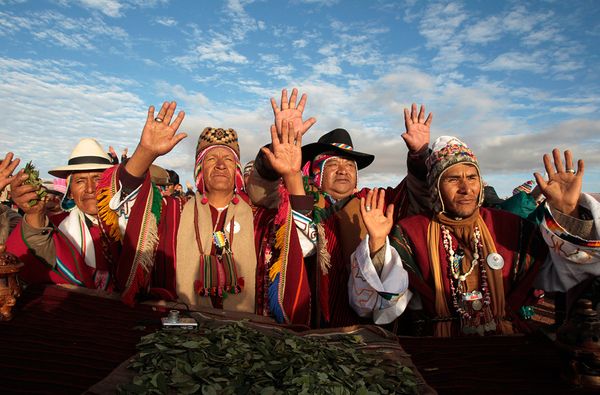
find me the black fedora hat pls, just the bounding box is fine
[301,128,374,170]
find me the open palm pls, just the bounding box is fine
[262,121,302,177]
[360,188,394,253]
[271,88,316,137]
[534,149,583,216]
[402,103,432,152]
[139,101,186,157]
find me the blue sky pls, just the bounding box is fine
[1,0,599,197]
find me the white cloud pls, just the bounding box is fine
[74,0,124,18]
[313,57,342,76]
[295,0,339,6]
[0,9,128,50]
[293,39,307,48]
[156,17,177,27]
[194,37,248,64]
[224,0,264,40]
[0,58,144,179]
[464,16,502,44]
[419,2,467,49]
[482,52,543,72]
[503,5,552,34]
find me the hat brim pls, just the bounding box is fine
[301,142,374,170]
[48,163,113,179]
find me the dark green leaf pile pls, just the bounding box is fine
[118,321,419,395]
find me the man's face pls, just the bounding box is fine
[161,184,175,197]
[439,163,481,218]
[320,155,357,200]
[69,171,102,215]
[203,147,237,194]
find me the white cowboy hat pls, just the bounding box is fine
[49,138,113,179]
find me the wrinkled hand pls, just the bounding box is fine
[402,103,432,152]
[261,120,302,178]
[271,88,316,137]
[139,101,187,158]
[360,188,394,254]
[10,169,46,218]
[534,148,583,217]
[0,152,20,192]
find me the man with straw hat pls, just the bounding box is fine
[7,138,114,289]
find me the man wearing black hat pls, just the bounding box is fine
[248,88,432,328]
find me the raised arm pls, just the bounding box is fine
[125,101,186,178]
[271,88,316,139]
[402,103,432,153]
[350,188,411,324]
[394,103,432,216]
[534,148,583,217]
[0,152,20,193]
[249,88,317,205]
[360,188,394,256]
[261,120,305,195]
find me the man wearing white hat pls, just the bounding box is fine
[8,138,114,289]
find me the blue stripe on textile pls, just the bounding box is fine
[55,257,83,286]
[292,210,311,225]
[268,273,285,324]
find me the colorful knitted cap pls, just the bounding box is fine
[196,127,240,159]
[426,136,483,213]
[512,179,536,196]
[194,145,244,197]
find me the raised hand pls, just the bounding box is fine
[402,103,432,152]
[360,188,394,254]
[0,152,20,192]
[139,101,186,157]
[271,88,316,137]
[10,169,47,227]
[126,101,187,178]
[261,120,305,194]
[534,148,583,217]
[261,120,302,176]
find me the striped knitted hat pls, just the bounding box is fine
[512,180,535,196]
[427,136,484,213]
[194,127,244,201]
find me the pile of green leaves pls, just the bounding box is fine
[23,161,47,207]
[118,321,419,395]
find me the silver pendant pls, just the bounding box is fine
[472,299,483,311]
[486,252,504,270]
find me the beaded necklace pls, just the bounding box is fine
[442,224,496,335]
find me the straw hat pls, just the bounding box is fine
[49,138,113,179]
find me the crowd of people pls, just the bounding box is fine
[1,88,599,337]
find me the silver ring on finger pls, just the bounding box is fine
[365,205,371,212]
[566,169,575,174]
[155,117,163,123]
